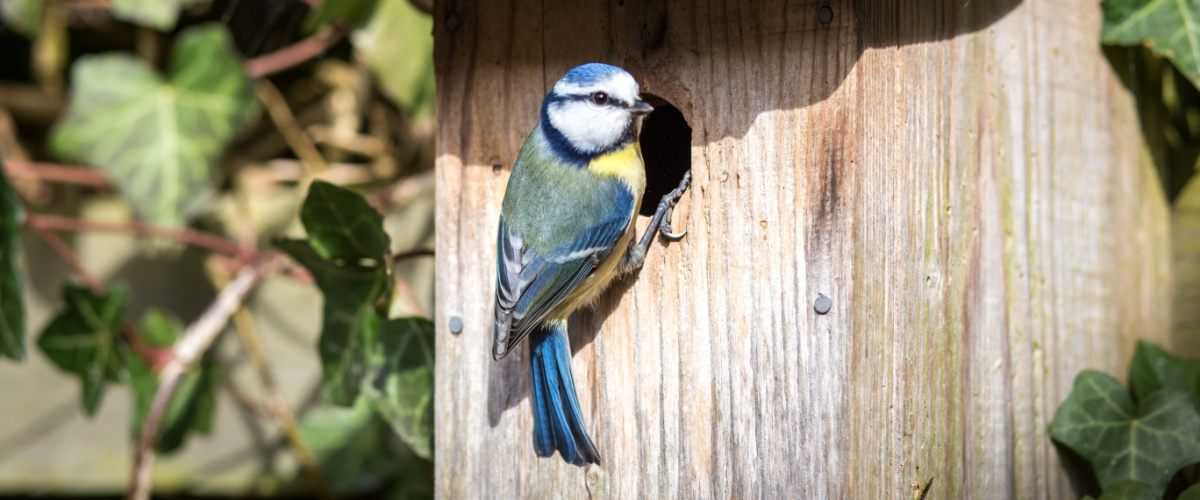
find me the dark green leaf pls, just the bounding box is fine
[112,0,209,31]
[1180,483,1200,500]
[1097,481,1158,500]
[0,158,25,361]
[353,0,434,120]
[363,317,434,458]
[303,0,379,30]
[300,398,399,496]
[37,285,131,416]
[1049,370,1200,495]
[301,181,391,263]
[50,23,256,228]
[1102,0,1200,87]
[277,239,388,405]
[1130,340,1200,412]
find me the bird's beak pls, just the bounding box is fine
[631,100,654,115]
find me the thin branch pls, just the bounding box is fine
[25,214,255,260]
[4,160,111,188]
[244,24,348,79]
[209,264,334,500]
[28,224,105,294]
[392,247,435,262]
[128,261,273,500]
[256,80,328,176]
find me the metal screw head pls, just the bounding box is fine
[818,5,833,23]
[814,295,832,315]
[445,12,461,31]
[449,316,463,334]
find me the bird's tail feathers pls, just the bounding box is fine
[529,321,601,466]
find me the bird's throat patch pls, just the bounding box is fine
[587,143,646,191]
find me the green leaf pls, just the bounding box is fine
[37,285,132,416]
[301,181,391,263]
[303,0,380,31]
[1049,370,1200,495]
[0,158,25,361]
[352,0,435,120]
[363,317,434,459]
[1130,340,1200,412]
[277,239,388,405]
[1181,483,1200,500]
[111,0,209,31]
[0,0,40,36]
[300,397,399,496]
[1102,0,1200,87]
[1097,481,1159,500]
[50,23,256,228]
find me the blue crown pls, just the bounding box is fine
[559,63,627,85]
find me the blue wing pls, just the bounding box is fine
[492,186,634,360]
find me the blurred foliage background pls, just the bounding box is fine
[0,0,437,497]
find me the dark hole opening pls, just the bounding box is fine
[638,95,692,217]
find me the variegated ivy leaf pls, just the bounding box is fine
[37,285,132,416]
[50,23,256,228]
[112,0,210,32]
[363,317,434,458]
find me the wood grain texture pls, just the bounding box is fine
[433,0,1173,497]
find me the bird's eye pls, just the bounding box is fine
[591,92,609,105]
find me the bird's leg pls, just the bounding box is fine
[621,170,692,273]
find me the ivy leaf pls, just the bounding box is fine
[277,239,387,405]
[128,309,217,454]
[1130,340,1200,412]
[1102,0,1200,87]
[1049,370,1200,495]
[300,181,391,263]
[111,0,209,31]
[352,0,435,120]
[0,159,25,361]
[1181,483,1200,500]
[363,317,434,458]
[50,23,256,228]
[304,0,380,31]
[37,285,132,416]
[300,397,398,496]
[1096,481,1158,500]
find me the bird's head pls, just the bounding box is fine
[542,63,653,157]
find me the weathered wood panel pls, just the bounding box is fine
[433,0,1172,497]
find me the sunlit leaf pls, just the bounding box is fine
[1103,0,1200,87]
[128,309,217,454]
[352,0,434,120]
[300,397,398,496]
[111,0,209,31]
[304,0,379,31]
[277,239,387,405]
[1096,481,1158,500]
[1049,370,1200,495]
[300,181,390,263]
[37,285,131,416]
[1130,340,1200,412]
[0,0,40,37]
[363,317,433,458]
[0,158,25,361]
[50,23,256,227]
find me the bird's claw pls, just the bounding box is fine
[656,170,691,240]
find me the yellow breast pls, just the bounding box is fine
[587,143,646,192]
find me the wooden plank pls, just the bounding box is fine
[434,0,1172,497]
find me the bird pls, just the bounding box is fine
[491,63,691,466]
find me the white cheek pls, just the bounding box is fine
[547,101,629,153]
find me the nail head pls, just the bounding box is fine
[814,295,832,314]
[449,315,463,334]
[445,13,461,31]
[818,5,833,24]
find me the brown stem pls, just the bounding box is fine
[256,80,327,175]
[28,224,105,294]
[244,24,348,79]
[127,260,273,500]
[392,248,435,263]
[25,214,255,260]
[4,160,110,188]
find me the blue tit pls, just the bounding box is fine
[492,63,691,466]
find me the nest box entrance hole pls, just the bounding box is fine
[638,95,692,217]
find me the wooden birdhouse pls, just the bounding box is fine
[432,0,1172,497]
